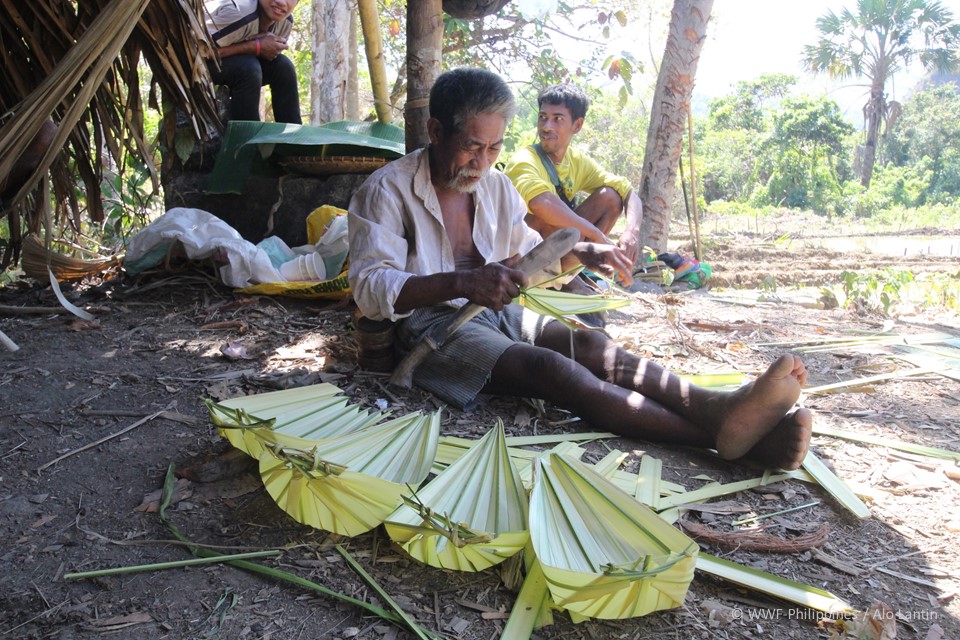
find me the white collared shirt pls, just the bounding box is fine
[348,148,545,322]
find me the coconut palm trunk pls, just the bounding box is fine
[861,73,888,188]
[638,0,713,254]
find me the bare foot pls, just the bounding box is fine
[740,408,813,470]
[714,354,808,460]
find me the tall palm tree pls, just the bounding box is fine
[802,0,960,188]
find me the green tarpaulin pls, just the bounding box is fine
[208,120,406,194]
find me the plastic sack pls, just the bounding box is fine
[123,208,283,287]
[237,205,352,300]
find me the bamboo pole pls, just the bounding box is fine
[686,105,702,261]
[678,155,697,258]
[356,0,392,124]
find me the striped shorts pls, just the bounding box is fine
[395,303,555,410]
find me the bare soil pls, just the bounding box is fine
[1,223,959,640]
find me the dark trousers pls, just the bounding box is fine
[210,54,302,124]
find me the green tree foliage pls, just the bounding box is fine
[699,80,855,215]
[884,83,960,204]
[372,2,651,116]
[707,74,796,132]
[574,91,649,185]
[802,0,960,187]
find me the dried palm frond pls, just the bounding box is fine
[20,233,120,282]
[679,518,830,553]
[0,0,219,265]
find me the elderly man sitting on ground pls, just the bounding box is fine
[347,67,812,470]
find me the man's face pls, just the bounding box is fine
[429,112,507,194]
[259,0,298,22]
[537,102,583,157]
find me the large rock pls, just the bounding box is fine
[163,170,369,246]
[161,111,375,246]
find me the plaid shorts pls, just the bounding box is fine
[395,303,555,410]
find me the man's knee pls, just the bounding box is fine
[218,55,263,90]
[499,344,581,389]
[577,187,624,232]
[271,54,297,81]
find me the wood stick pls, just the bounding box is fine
[0,305,68,315]
[0,328,20,351]
[37,409,165,472]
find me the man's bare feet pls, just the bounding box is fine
[740,408,813,470]
[713,354,808,461]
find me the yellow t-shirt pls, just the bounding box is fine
[503,144,633,211]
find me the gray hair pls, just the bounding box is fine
[429,67,517,137]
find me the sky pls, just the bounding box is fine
[691,0,960,123]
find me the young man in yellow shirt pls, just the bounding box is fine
[504,84,642,274]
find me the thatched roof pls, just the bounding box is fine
[0,0,220,267]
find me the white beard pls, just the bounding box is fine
[447,167,488,194]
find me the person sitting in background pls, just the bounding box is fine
[204,0,302,124]
[504,83,643,275]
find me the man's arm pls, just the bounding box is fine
[217,33,288,60]
[393,259,528,315]
[505,148,608,243]
[527,192,610,244]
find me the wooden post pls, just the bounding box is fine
[405,0,443,151]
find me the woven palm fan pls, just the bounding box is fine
[529,453,698,620]
[21,233,120,282]
[384,421,529,572]
[206,382,387,459]
[259,411,440,536]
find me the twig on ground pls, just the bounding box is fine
[37,409,166,471]
[64,551,282,580]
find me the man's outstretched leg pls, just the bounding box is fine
[487,325,811,469]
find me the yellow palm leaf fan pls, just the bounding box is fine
[529,453,698,620]
[205,382,386,458]
[384,420,529,572]
[259,411,440,536]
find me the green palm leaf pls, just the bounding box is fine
[385,421,529,572]
[529,454,698,619]
[260,411,440,536]
[205,383,386,459]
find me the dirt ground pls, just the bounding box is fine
[1,219,959,640]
